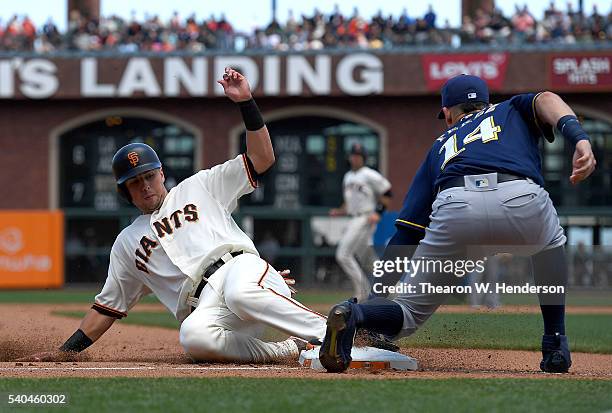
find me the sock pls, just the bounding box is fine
[540,305,566,335]
[354,298,404,337]
[532,246,567,336]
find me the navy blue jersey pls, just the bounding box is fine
[396,92,550,232]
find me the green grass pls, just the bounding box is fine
[53,310,612,354]
[402,313,612,353]
[499,290,612,306]
[0,289,159,304]
[1,288,611,306]
[293,290,350,304]
[53,310,180,330]
[0,378,610,413]
[0,289,347,305]
[293,288,612,307]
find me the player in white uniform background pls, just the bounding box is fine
[23,68,328,363]
[329,144,392,301]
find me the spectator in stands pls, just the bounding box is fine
[511,5,536,43]
[21,15,36,48]
[424,5,436,29]
[474,7,494,43]
[545,2,559,19]
[460,14,475,45]
[589,5,606,40]
[488,8,512,43]
[1,4,611,53]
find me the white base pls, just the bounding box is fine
[299,346,418,371]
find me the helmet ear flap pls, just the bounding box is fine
[117,183,133,204]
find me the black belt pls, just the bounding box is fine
[438,173,525,193]
[191,251,243,310]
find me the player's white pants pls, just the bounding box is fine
[179,253,327,363]
[335,215,376,301]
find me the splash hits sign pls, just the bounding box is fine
[551,55,611,89]
[0,211,63,288]
[422,53,509,91]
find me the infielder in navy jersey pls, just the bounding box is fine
[319,74,596,373]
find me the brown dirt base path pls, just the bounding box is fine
[1,304,610,380]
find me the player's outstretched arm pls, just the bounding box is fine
[534,91,596,184]
[217,67,275,174]
[16,308,116,362]
[534,91,577,126]
[78,307,117,341]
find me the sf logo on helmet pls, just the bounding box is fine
[127,151,139,167]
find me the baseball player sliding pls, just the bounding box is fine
[330,143,392,301]
[320,75,596,373]
[23,68,328,363]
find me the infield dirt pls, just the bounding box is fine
[1,304,610,380]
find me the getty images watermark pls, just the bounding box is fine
[371,256,566,296]
[373,257,487,278]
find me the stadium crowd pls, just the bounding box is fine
[0,3,610,53]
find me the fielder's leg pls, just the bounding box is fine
[320,183,486,372]
[320,214,470,371]
[493,179,570,372]
[532,245,571,373]
[335,216,374,301]
[496,179,571,373]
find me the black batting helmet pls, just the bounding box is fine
[112,143,161,202]
[349,142,367,162]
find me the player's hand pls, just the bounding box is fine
[367,212,381,225]
[329,208,344,217]
[570,140,596,185]
[279,269,297,296]
[217,67,252,103]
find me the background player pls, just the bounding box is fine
[319,74,596,373]
[22,68,329,363]
[329,143,392,301]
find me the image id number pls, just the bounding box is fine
[7,394,68,405]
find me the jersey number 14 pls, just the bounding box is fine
[439,116,501,169]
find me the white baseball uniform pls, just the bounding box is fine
[94,154,327,362]
[336,166,391,301]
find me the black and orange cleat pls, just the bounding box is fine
[319,298,359,373]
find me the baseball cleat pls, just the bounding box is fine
[540,333,572,373]
[319,299,358,373]
[290,337,308,353]
[291,337,321,353]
